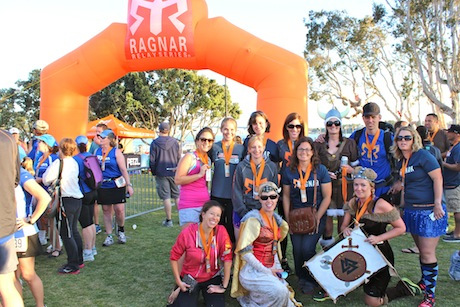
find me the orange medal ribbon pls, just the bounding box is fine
[400,154,412,187]
[196,151,209,166]
[222,141,235,166]
[259,209,279,254]
[355,196,372,225]
[250,158,266,192]
[428,129,438,143]
[364,129,381,160]
[199,223,214,273]
[101,147,112,171]
[341,166,348,205]
[298,164,312,191]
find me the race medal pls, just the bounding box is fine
[206,258,211,273]
[15,237,28,253]
[301,189,307,203]
[205,169,212,182]
[224,164,230,177]
[253,186,259,200]
[101,161,105,171]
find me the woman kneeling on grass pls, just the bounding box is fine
[168,201,232,307]
[332,167,420,306]
[231,182,301,307]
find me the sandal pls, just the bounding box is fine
[48,250,63,258]
[401,247,419,254]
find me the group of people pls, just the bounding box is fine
[0,120,134,306]
[161,103,459,307]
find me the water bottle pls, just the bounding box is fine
[340,156,349,166]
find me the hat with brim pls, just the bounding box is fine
[36,134,56,148]
[75,135,88,145]
[362,102,380,116]
[9,127,20,134]
[99,129,114,138]
[447,124,460,134]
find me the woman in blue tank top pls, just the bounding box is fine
[95,130,133,247]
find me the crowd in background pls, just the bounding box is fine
[1,103,459,307]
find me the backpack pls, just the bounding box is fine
[78,154,103,190]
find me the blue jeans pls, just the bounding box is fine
[290,216,326,282]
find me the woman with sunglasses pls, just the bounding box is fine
[232,135,278,241]
[242,111,280,164]
[209,118,244,244]
[314,108,358,248]
[282,137,332,294]
[391,126,446,307]
[277,113,306,272]
[232,182,299,307]
[175,127,214,227]
[95,130,133,247]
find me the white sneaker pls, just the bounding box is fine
[118,232,127,244]
[83,250,95,262]
[102,235,114,247]
[39,230,48,246]
[92,246,97,256]
[162,219,173,227]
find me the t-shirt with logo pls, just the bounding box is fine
[443,142,460,187]
[15,168,38,239]
[397,149,439,209]
[210,141,244,199]
[281,164,331,209]
[350,128,392,196]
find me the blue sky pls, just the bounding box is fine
[0,0,379,128]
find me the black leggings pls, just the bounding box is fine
[169,275,225,307]
[79,190,97,228]
[60,197,83,269]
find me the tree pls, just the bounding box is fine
[0,69,41,139]
[151,69,240,142]
[304,9,420,122]
[385,0,460,124]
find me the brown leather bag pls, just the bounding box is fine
[288,172,318,234]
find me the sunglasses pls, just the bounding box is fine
[326,120,341,127]
[199,138,214,143]
[287,124,303,130]
[260,194,278,200]
[97,134,107,139]
[397,135,413,141]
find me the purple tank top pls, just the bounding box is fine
[178,152,210,210]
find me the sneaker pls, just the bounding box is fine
[443,235,460,243]
[92,246,98,256]
[449,250,460,281]
[313,290,331,302]
[162,219,173,227]
[58,265,80,275]
[118,232,126,244]
[46,244,54,254]
[281,259,291,274]
[401,277,422,295]
[39,236,48,246]
[83,250,95,262]
[418,295,435,307]
[79,263,85,269]
[102,235,114,247]
[95,224,102,235]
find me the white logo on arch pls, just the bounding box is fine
[129,0,188,35]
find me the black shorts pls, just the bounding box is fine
[17,234,43,259]
[79,190,97,228]
[97,187,126,205]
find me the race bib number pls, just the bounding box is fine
[15,237,28,253]
[224,164,230,177]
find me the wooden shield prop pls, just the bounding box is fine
[305,227,389,303]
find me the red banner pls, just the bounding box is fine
[125,0,195,60]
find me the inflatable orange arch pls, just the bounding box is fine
[40,0,308,141]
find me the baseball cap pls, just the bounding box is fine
[75,135,88,145]
[362,102,380,116]
[99,129,114,139]
[159,122,170,132]
[447,124,460,134]
[9,127,20,134]
[33,120,49,131]
[36,134,56,148]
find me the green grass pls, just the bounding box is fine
[22,212,460,307]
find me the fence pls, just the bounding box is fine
[124,167,165,219]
